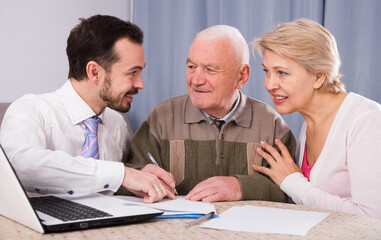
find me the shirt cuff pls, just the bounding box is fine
[94,161,124,194]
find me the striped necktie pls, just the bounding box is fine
[81,116,101,159]
[210,118,225,131]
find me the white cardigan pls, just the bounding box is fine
[280,93,381,219]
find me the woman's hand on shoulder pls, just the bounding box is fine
[253,139,302,186]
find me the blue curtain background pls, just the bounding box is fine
[128,0,381,139]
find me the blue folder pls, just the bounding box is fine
[155,214,204,219]
[155,214,218,219]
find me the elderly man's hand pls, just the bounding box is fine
[185,176,242,202]
[122,167,176,203]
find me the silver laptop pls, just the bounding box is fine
[0,144,163,233]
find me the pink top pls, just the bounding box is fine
[301,143,314,181]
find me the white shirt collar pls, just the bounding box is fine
[58,80,98,125]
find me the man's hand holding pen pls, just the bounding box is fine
[123,166,176,203]
[141,163,178,197]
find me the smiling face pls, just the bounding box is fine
[262,50,317,115]
[99,38,145,113]
[186,38,247,118]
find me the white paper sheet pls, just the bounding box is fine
[201,205,329,236]
[116,196,216,215]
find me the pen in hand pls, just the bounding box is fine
[186,211,215,227]
[147,152,179,195]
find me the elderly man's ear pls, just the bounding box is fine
[236,64,251,90]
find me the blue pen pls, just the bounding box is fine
[147,152,160,166]
[147,152,179,195]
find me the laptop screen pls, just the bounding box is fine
[0,145,163,233]
[0,145,45,233]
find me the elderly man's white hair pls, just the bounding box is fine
[195,25,250,65]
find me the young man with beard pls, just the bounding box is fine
[0,15,175,203]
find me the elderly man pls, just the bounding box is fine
[126,25,296,202]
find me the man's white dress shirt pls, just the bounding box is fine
[0,80,130,196]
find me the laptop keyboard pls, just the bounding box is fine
[30,196,113,222]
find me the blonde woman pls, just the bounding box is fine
[252,18,381,219]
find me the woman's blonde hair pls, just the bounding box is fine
[252,18,345,93]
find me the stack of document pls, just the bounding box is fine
[201,205,329,236]
[117,196,217,219]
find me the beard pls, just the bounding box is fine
[99,74,138,113]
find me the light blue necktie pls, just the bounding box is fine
[81,116,101,159]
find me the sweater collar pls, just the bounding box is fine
[184,91,252,128]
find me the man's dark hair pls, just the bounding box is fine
[66,14,143,80]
